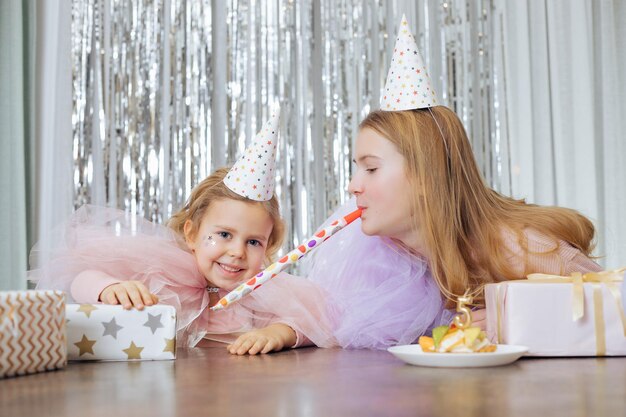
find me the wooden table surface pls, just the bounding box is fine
[2,341,625,417]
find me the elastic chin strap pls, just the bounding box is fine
[426,106,480,191]
[427,107,453,180]
[427,106,449,155]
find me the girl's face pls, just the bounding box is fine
[348,127,414,241]
[185,199,274,290]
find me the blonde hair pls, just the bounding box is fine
[168,167,285,263]
[359,107,596,306]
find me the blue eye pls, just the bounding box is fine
[248,239,262,247]
[218,231,231,239]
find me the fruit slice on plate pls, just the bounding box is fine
[418,324,496,353]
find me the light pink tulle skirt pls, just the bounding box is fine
[30,202,451,349]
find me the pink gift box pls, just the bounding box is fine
[485,273,626,357]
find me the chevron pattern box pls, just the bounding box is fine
[0,290,67,378]
[66,304,177,361]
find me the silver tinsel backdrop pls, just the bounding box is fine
[71,0,509,250]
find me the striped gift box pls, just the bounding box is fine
[0,290,67,378]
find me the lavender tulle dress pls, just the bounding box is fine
[295,197,454,349]
[30,201,452,349]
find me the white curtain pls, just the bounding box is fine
[31,0,625,281]
[502,0,626,268]
[0,1,34,290]
[31,0,74,273]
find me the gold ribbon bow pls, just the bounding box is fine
[497,268,626,356]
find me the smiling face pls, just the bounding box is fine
[184,198,274,290]
[348,127,415,241]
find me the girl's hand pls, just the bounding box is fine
[228,324,297,355]
[472,308,487,330]
[99,280,159,310]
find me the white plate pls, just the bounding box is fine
[387,344,529,368]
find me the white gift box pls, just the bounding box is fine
[1,290,67,378]
[66,304,177,361]
[485,270,626,356]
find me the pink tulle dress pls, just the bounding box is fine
[30,202,452,349]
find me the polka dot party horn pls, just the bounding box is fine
[210,208,362,311]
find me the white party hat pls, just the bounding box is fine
[224,105,280,201]
[380,15,438,111]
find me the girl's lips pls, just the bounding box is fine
[217,262,244,275]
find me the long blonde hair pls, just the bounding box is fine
[360,107,596,306]
[168,167,285,263]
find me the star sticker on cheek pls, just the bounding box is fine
[204,235,217,247]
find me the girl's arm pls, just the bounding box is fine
[71,270,121,303]
[71,270,158,309]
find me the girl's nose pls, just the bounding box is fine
[348,175,362,196]
[228,241,245,258]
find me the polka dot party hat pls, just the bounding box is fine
[380,14,438,111]
[224,104,280,201]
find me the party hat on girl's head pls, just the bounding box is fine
[380,14,438,111]
[224,105,280,201]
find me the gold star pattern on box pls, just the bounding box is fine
[77,304,98,318]
[74,334,97,356]
[123,341,144,360]
[66,304,177,361]
[163,338,176,354]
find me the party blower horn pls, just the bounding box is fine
[210,208,362,311]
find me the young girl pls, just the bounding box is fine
[294,15,602,341]
[343,16,601,313]
[349,107,602,308]
[32,108,317,354]
[68,167,301,353]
